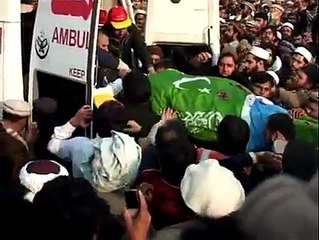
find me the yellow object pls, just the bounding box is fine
[93,87,116,108]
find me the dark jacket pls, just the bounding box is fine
[97,48,120,85]
[232,71,251,88]
[171,46,212,74]
[103,24,152,71]
[295,10,309,34]
[123,101,160,138]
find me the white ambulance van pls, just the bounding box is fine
[0,0,25,102]
[27,0,116,126]
[145,0,220,65]
[1,0,219,123]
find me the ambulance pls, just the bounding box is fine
[0,0,219,123]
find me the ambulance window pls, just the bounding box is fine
[171,0,181,3]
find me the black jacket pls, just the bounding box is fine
[97,48,120,85]
[104,24,152,71]
[295,10,309,34]
[124,101,160,138]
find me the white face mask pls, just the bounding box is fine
[272,139,288,154]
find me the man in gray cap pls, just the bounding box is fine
[236,1,255,22]
[0,99,31,149]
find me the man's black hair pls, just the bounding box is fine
[282,140,318,182]
[0,186,34,239]
[93,100,128,138]
[122,70,151,104]
[254,12,268,21]
[266,113,296,141]
[251,72,276,87]
[154,58,175,71]
[33,176,123,240]
[155,120,196,186]
[180,214,246,240]
[217,115,250,155]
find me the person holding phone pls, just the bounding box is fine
[124,190,151,240]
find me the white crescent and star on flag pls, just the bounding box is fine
[173,77,212,94]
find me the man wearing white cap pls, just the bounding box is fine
[134,9,147,35]
[246,46,271,73]
[19,160,69,202]
[250,71,279,100]
[250,71,289,107]
[181,159,245,218]
[280,22,294,41]
[291,46,313,71]
[234,46,271,87]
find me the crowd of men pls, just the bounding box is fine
[0,0,318,240]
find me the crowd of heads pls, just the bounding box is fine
[0,0,318,239]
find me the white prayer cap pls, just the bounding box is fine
[229,15,236,20]
[135,9,147,16]
[249,46,271,61]
[294,47,313,63]
[220,17,226,24]
[267,71,280,85]
[281,22,294,30]
[287,1,294,5]
[181,160,245,218]
[19,160,69,202]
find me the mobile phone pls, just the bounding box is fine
[273,140,287,155]
[124,189,140,209]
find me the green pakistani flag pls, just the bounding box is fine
[294,116,318,146]
[149,69,318,145]
[149,69,251,142]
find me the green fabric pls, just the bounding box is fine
[149,69,251,142]
[294,116,318,146]
[149,69,317,146]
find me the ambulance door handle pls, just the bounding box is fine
[207,26,213,46]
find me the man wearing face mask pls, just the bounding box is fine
[245,113,295,190]
[264,113,296,153]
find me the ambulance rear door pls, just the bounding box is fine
[28,0,101,127]
[145,0,220,64]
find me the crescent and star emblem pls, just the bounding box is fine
[35,30,50,59]
[173,76,212,94]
